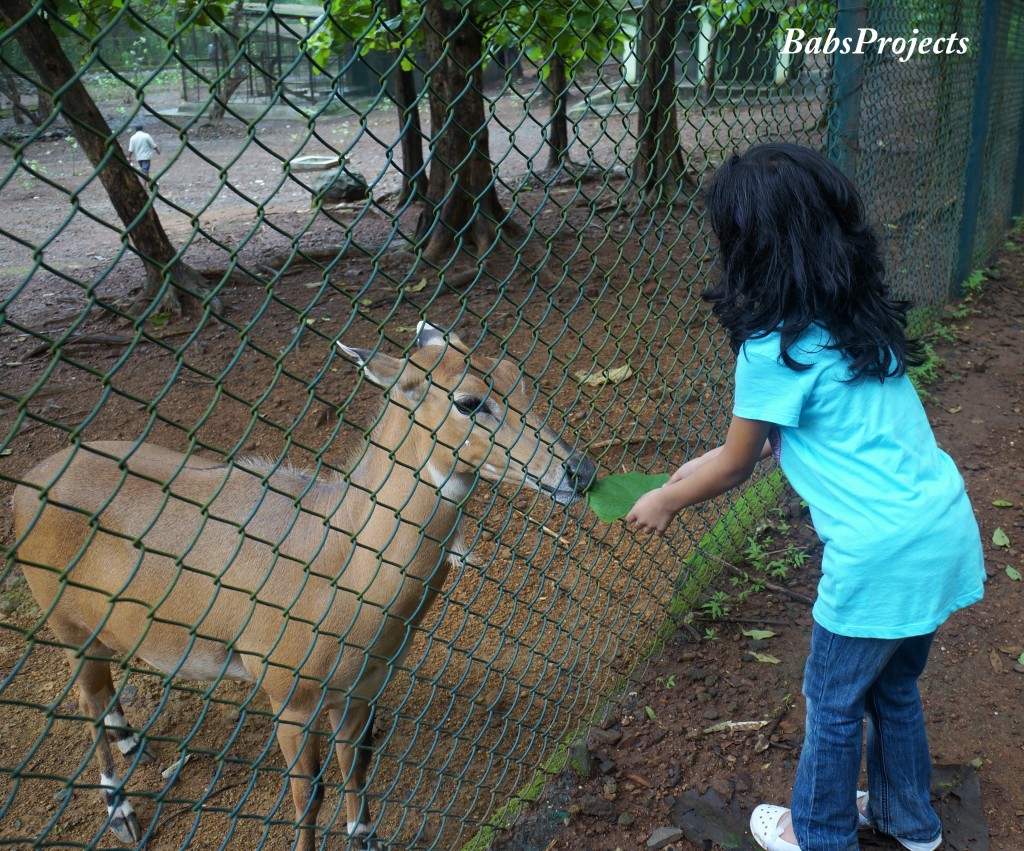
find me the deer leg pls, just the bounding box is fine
[66,644,142,845]
[103,698,156,765]
[329,704,382,851]
[272,704,324,851]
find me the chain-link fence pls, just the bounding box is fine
[1,0,1022,848]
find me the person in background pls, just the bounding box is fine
[127,125,160,180]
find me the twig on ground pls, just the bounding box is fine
[588,434,650,451]
[702,719,769,735]
[510,506,573,548]
[691,616,790,626]
[680,621,703,642]
[147,777,250,840]
[755,701,792,753]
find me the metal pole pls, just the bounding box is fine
[955,0,1001,282]
[1013,103,1024,218]
[827,0,868,177]
[1011,15,1024,220]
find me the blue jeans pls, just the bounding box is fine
[791,623,942,851]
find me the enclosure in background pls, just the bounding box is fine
[1,0,1023,848]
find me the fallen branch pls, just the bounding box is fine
[691,616,789,626]
[257,240,392,276]
[755,701,792,753]
[25,329,192,359]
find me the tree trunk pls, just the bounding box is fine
[208,0,248,122]
[545,54,570,172]
[385,0,427,205]
[1,66,30,125]
[2,0,207,314]
[415,0,509,264]
[632,0,689,211]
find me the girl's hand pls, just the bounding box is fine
[625,488,679,536]
[667,447,723,484]
[626,419,774,535]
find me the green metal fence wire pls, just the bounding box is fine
[0,0,1022,848]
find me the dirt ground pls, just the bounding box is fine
[0,80,1018,851]
[492,253,1024,850]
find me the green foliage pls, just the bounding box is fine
[907,340,941,398]
[700,590,731,620]
[741,526,808,581]
[486,0,633,77]
[44,0,230,36]
[307,0,394,67]
[960,269,986,298]
[777,1,836,36]
[703,511,812,615]
[308,0,633,80]
[696,0,836,46]
[694,1,760,33]
[908,266,990,399]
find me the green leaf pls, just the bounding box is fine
[992,500,1014,508]
[992,528,1011,548]
[740,628,777,641]
[585,472,670,523]
[748,652,781,664]
[1005,566,1022,581]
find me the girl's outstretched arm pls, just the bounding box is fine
[667,436,772,484]
[626,416,773,535]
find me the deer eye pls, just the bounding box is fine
[454,396,490,417]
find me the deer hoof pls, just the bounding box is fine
[350,823,384,850]
[137,742,157,765]
[109,808,142,844]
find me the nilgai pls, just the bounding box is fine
[12,322,596,849]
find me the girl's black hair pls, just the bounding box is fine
[703,142,925,379]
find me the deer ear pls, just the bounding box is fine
[415,321,463,349]
[336,342,408,391]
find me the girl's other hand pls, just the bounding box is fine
[667,447,723,484]
[625,488,678,535]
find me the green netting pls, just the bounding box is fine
[0,1,1021,849]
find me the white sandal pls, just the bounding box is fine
[857,790,874,827]
[856,791,942,851]
[750,804,801,851]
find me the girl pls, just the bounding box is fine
[626,143,984,851]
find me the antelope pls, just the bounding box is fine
[11,322,596,850]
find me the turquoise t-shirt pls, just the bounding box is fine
[733,326,985,638]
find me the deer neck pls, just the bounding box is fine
[350,412,471,531]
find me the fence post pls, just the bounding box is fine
[1013,95,1024,218]
[827,0,868,176]
[954,0,1001,283]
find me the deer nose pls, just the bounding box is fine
[565,452,598,494]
